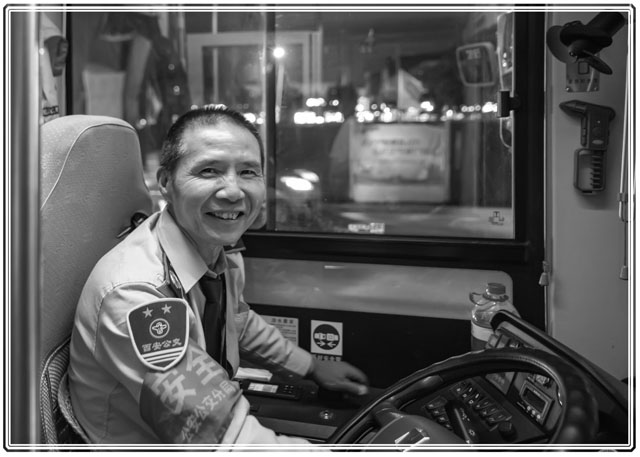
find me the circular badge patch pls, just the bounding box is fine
[313,324,340,349]
[149,318,170,339]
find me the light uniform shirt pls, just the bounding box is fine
[69,208,313,446]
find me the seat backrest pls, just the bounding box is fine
[39,115,153,444]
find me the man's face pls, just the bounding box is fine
[161,122,265,256]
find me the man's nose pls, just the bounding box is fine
[215,175,245,202]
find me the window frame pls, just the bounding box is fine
[63,10,546,329]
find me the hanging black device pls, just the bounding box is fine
[560,100,615,194]
[546,12,626,75]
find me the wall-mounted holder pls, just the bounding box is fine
[546,12,626,93]
[560,100,615,195]
[546,12,626,75]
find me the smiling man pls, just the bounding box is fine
[68,105,368,447]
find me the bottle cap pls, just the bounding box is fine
[486,283,506,295]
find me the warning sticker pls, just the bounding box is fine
[310,320,343,357]
[263,315,299,345]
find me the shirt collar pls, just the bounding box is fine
[156,208,208,292]
[156,208,232,293]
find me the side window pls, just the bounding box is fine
[270,12,515,239]
[70,10,516,239]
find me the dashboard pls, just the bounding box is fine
[349,311,629,446]
[399,371,559,444]
[244,311,628,446]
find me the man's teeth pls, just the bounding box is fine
[212,212,241,220]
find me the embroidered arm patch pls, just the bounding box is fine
[139,343,242,444]
[127,298,189,371]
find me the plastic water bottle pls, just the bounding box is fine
[470,282,519,351]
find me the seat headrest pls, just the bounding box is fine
[40,115,153,363]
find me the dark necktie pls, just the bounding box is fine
[199,273,232,377]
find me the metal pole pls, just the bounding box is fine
[264,11,277,230]
[9,8,42,446]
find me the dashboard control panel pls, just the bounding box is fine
[406,375,547,444]
[402,328,563,444]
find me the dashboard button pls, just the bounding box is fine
[498,421,516,441]
[479,405,500,417]
[435,415,449,425]
[460,386,476,399]
[425,396,448,409]
[485,411,510,425]
[465,392,483,407]
[319,410,335,421]
[452,382,470,396]
[474,398,492,411]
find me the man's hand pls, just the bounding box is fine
[307,359,369,396]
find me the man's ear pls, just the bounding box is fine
[157,167,171,201]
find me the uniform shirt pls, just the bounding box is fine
[68,208,313,445]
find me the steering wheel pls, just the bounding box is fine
[328,347,599,447]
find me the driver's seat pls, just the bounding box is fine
[39,115,153,444]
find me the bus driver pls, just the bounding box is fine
[68,105,369,446]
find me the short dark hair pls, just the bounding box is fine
[159,105,264,176]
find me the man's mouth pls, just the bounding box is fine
[208,211,244,221]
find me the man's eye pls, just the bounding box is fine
[240,169,262,177]
[200,168,220,176]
